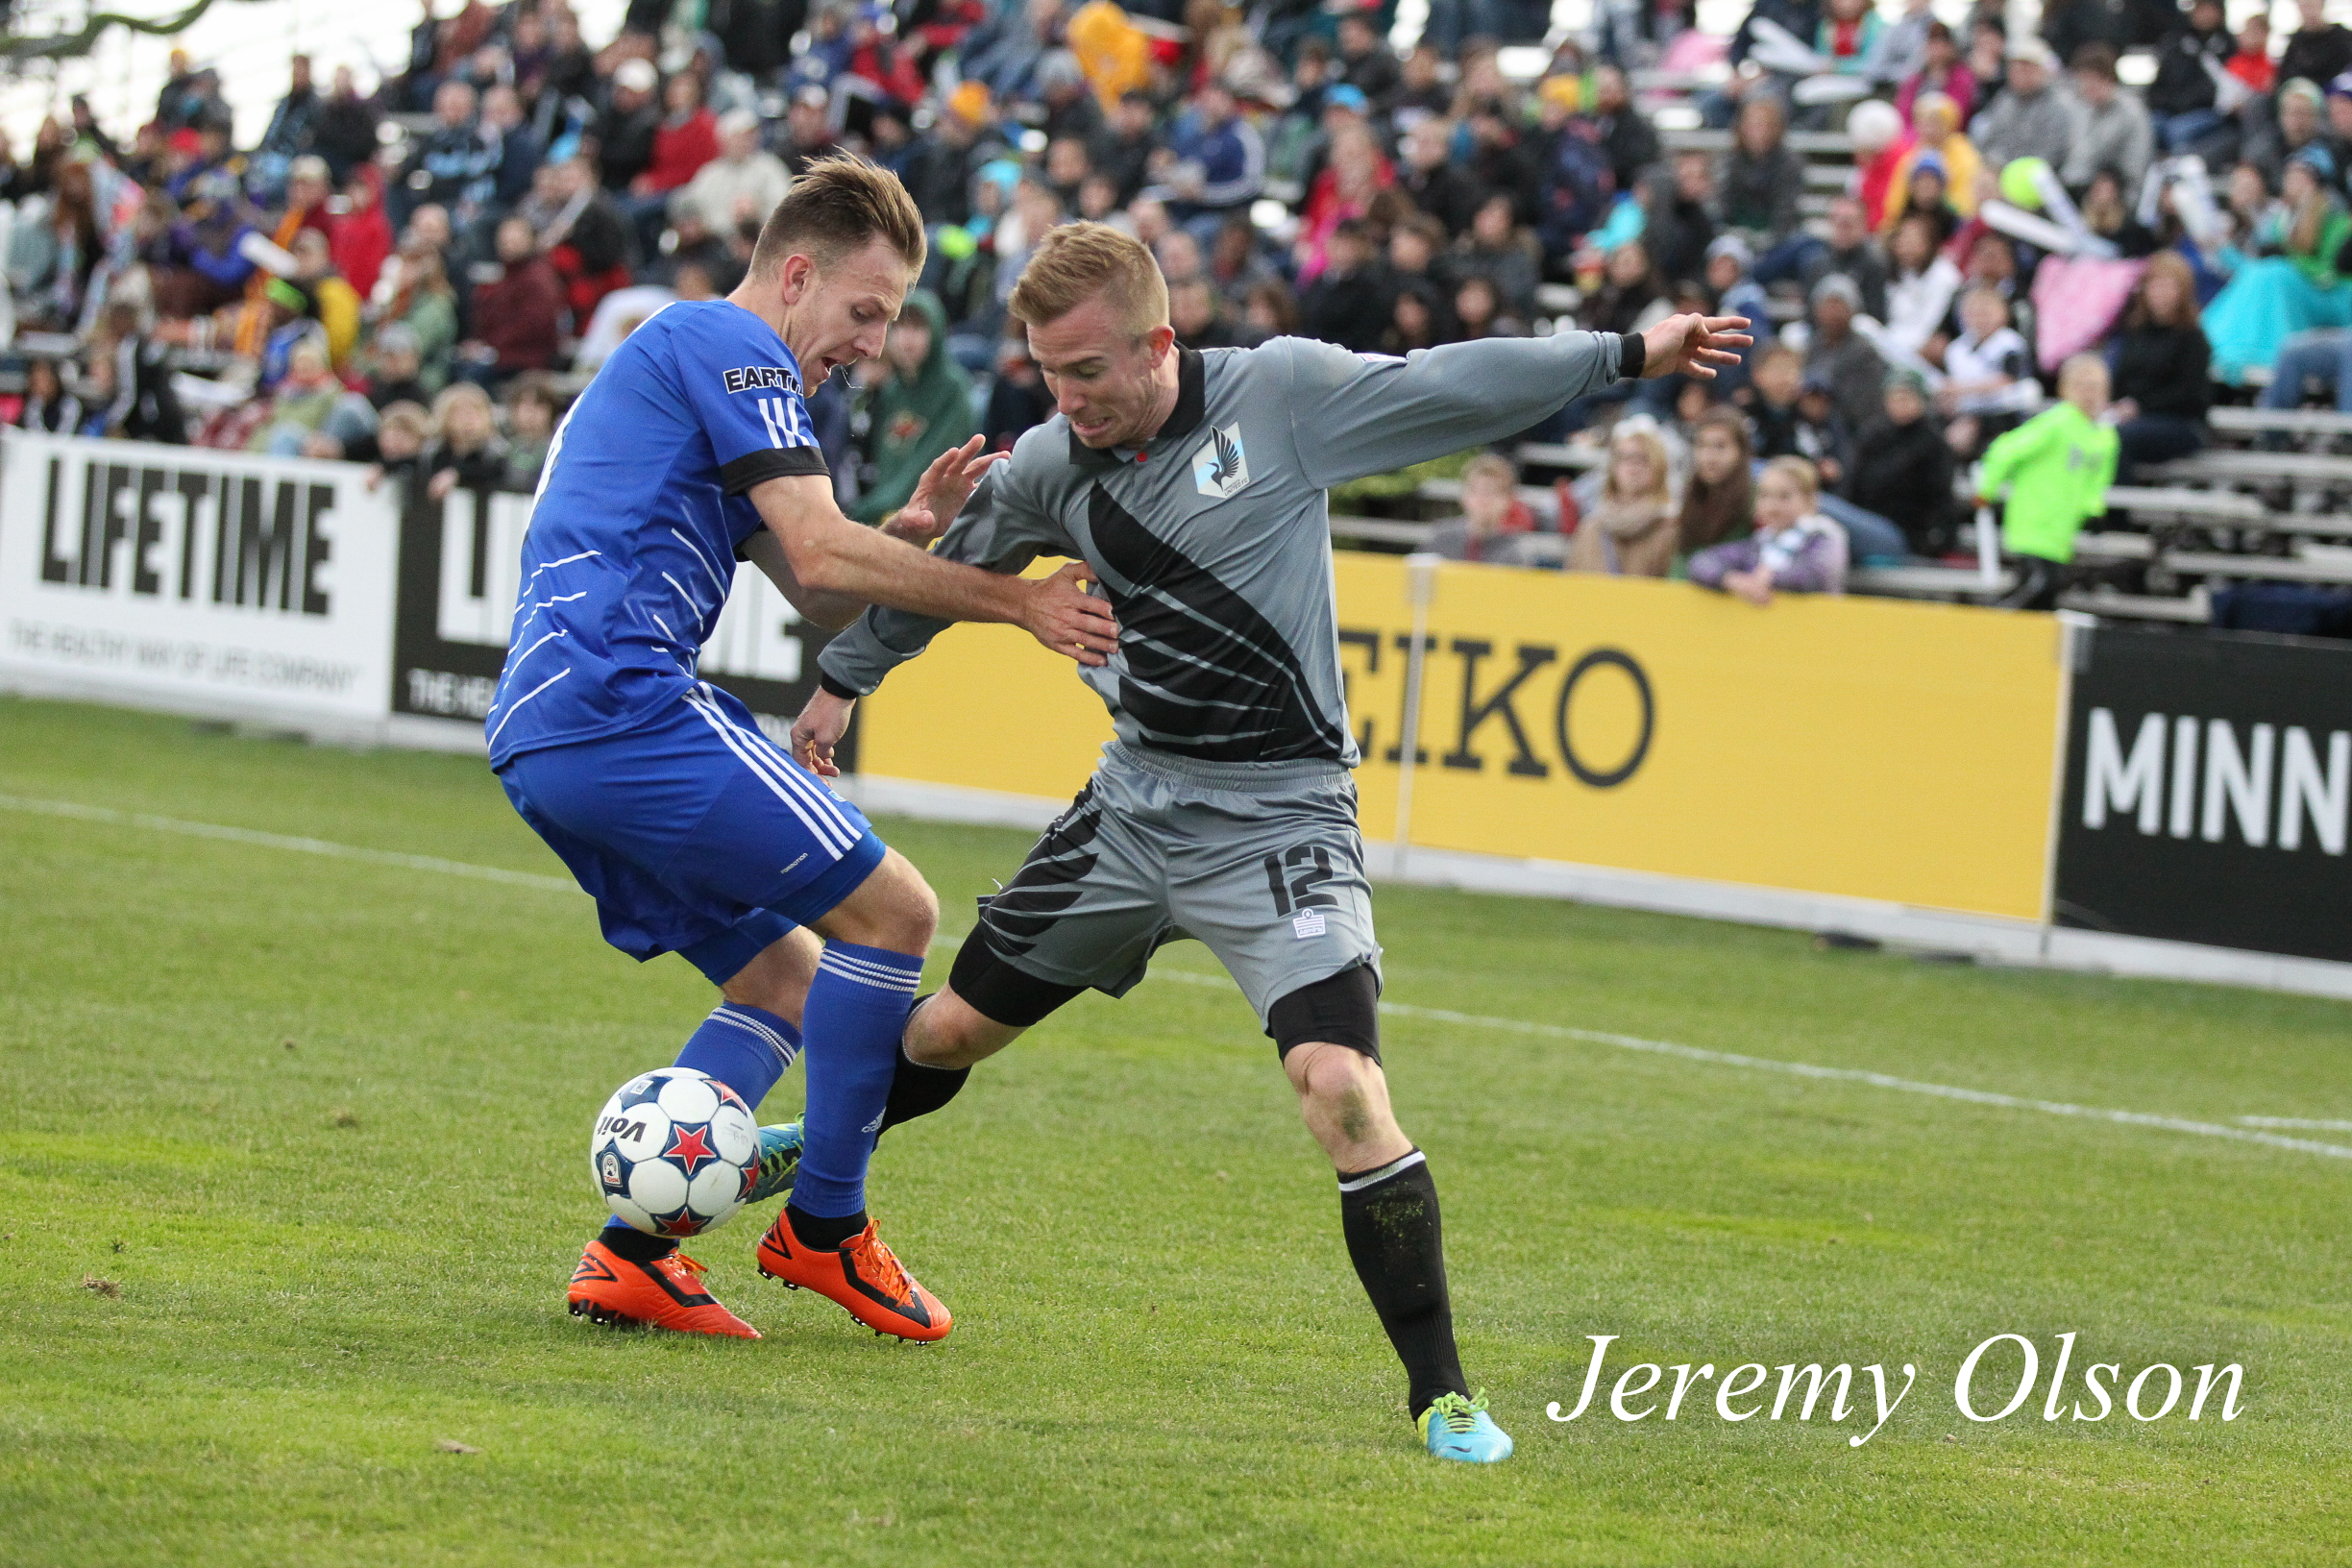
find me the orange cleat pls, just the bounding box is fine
[567,1237,760,1338]
[754,1214,951,1342]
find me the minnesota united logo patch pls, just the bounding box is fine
[1192,423,1251,501]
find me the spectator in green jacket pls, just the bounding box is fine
[852,287,978,524]
[1980,355,2119,611]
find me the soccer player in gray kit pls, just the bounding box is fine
[793,221,1749,1461]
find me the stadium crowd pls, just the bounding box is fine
[12,0,2346,607]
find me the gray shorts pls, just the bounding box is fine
[967,743,1383,1024]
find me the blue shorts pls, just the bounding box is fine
[499,681,886,986]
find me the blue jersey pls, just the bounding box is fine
[485,299,827,767]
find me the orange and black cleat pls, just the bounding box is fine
[754,1214,951,1342]
[567,1237,760,1338]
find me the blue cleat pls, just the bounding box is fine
[744,1122,803,1205]
[1419,1391,1513,1462]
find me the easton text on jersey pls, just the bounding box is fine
[723,366,801,395]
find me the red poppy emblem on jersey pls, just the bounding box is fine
[665,1123,718,1175]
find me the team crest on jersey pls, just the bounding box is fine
[723,365,801,394]
[1192,423,1251,501]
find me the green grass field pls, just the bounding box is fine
[1,695,2346,1567]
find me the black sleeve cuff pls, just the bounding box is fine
[819,671,864,700]
[720,444,830,494]
[1618,331,1646,381]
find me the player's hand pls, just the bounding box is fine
[791,688,856,779]
[1639,313,1753,380]
[894,435,1008,547]
[1019,561,1119,667]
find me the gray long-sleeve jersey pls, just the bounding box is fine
[818,331,1633,772]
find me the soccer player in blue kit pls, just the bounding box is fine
[489,159,1115,1342]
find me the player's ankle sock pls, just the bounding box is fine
[786,1202,870,1250]
[671,1002,800,1112]
[792,942,924,1217]
[1336,1149,1470,1421]
[597,1224,677,1263]
[876,1005,970,1135]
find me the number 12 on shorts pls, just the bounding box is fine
[1264,845,1338,939]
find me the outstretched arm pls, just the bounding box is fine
[1284,314,1751,488]
[742,437,1009,629]
[750,473,1113,661]
[796,453,1097,774]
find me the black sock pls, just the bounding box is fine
[597,1226,677,1264]
[787,1203,868,1250]
[877,1036,970,1136]
[1337,1150,1469,1421]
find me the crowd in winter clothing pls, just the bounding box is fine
[7,0,2330,612]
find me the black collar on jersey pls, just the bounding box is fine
[1066,347,1207,469]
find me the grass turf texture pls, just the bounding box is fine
[0,695,2345,1567]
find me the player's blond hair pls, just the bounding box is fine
[749,154,926,279]
[1008,221,1170,337]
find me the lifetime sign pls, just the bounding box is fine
[0,430,401,723]
[33,451,340,617]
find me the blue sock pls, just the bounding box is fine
[790,942,924,1219]
[672,1001,800,1112]
[600,1002,801,1242]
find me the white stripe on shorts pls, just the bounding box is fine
[683,692,859,859]
[703,694,862,853]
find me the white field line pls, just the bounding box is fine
[1139,971,2352,1164]
[10,791,2348,1164]
[0,793,578,894]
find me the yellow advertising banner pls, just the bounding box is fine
[859,556,2066,921]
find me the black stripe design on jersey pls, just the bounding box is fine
[979,787,1105,960]
[1085,486,1347,762]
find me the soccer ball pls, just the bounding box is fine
[589,1067,760,1237]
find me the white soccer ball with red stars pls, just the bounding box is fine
[589,1066,760,1237]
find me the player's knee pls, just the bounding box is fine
[818,849,939,954]
[905,985,1022,1069]
[718,930,821,1021]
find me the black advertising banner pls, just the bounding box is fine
[2056,624,2352,962]
[390,484,855,769]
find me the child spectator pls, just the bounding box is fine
[366,401,433,492]
[1881,210,1963,356]
[1703,234,1770,394]
[1568,422,1677,576]
[14,357,83,433]
[1677,408,1755,557]
[1844,370,1954,555]
[502,376,562,492]
[1939,286,2038,457]
[422,382,509,502]
[1882,93,1979,233]
[1792,371,1850,490]
[1980,355,2118,611]
[1430,453,1545,565]
[1689,456,1850,603]
[1747,343,1806,457]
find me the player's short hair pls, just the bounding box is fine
[748,154,925,281]
[1008,220,1170,337]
